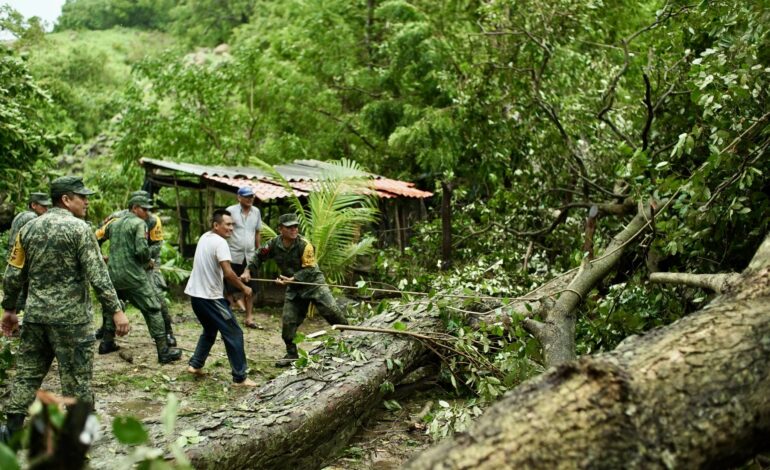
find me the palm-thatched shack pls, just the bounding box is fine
[139,158,432,256]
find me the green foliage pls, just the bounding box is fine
[426,399,483,441]
[21,28,176,141]
[113,393,193,468]
[0,47,69,199]
[113,416,148,445]
[0,5,46,48]
[250,158,380,283]
[56,0,175,32]
[169,0,255,47]
[0,443,19,470]
[159,243,192,286]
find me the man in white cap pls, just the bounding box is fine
[224,186,262,328]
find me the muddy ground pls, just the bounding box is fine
[1,294,435,469]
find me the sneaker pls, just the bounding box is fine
[232,378,258,388]
[274,354,299,368]
[98,341,120,355]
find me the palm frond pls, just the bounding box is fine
[247,157,380,281]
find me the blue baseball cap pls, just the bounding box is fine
[237,186,255,197]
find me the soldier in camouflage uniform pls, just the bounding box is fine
[99,195,182,363]
[245,213,348,367]
[6,192,51,312]
[1,176,130,442]
[95,190,177,346]
[7,192,51,250]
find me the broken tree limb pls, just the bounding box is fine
[474,202,654,367]
[406,234,770,469]
[649,271,741,294]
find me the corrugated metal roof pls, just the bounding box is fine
[373,178,434,199]
[205,176,309,200]
[274,160,371,181]
[141,157,432,201]
[141,158,272,180]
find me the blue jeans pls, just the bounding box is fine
[189,297,247,383]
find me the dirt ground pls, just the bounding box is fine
[1,296,434,468]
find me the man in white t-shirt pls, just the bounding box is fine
[224,186,262,329]
[185,209,256,387]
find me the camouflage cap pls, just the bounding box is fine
[29,192,52,206]
[278,213,299,227]
[50,176,97,196]
[128,195,154,210]
[129,190,151,199]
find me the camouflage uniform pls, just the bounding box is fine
[2,197,122,416]
[7,211,36,250]
[96,199,174,343]
[102,211,166,341]
[248,219,347,361]
[6,193,52,311]
[100,196,181,363]
[7,211,35,312]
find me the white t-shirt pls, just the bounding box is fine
[184,231,232,299]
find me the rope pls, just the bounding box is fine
[248,277,537,302]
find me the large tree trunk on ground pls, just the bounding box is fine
[88,304,440,469]
[407,235,770,469]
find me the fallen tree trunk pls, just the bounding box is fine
[88,303,440,469]
[407,234,770,469]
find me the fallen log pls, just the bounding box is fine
[406,234,770,469]
[88,303,441,469]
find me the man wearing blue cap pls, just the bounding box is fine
[224,186,261,328]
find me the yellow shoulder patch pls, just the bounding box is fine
[149,215,164,242]
[7,233,25,269]
[301,242,316,268]
[95,218,116,241]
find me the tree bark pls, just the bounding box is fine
[407,235,770,469]
[649,271,740,294]
[87,305,441,469]
[441,180,453,270]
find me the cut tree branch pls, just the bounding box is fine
[649,272,741,294]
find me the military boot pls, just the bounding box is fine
[155,336,182,364]
[98,331,120,355]
[275,345,298,368]
[0,413,25,447]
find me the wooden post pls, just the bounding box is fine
[441,180,453,269]
[198,189,204,236]
[173,177,185,254]
[394,201,403,253]
[206,187,215,230]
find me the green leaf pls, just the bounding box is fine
[0,444,19,470]
[112,416,149,446]
[392,321,407,331]
[162,393,179,437]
